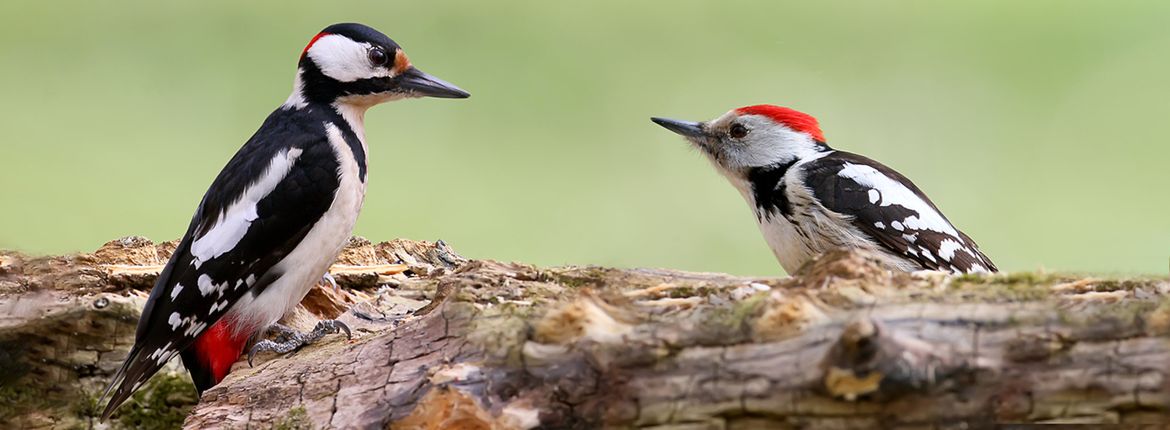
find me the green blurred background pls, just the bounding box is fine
[1,1,1168,276]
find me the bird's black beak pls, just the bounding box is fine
[397,67,470,99]
[651,117,706,138]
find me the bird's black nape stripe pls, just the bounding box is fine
[747,160,798,220]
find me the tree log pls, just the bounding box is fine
[1,238,1169,429]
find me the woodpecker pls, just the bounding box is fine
[652,105,995,275]
[100,23,469,418]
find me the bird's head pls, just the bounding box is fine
[290,23,469,108]
[652,105,829,174]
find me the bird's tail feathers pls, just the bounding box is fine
[99,344,176,420]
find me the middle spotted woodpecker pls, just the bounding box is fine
[652,105,996,275]
[101,23,469,418]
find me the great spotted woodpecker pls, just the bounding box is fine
[101,23,468,418]
[652,105,995,275]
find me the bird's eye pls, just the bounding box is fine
[729,123,749,139]
[368,49,389,67]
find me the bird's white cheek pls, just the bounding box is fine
[717,142,770,171]
[307,35,389,82]
[732,139,789,168]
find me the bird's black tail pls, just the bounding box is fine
[99,345,149,420]
[100,235,198,420]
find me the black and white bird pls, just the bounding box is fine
[652,104,995,275]
[101,23,469,418]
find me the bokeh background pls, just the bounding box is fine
[1,1,1168,276]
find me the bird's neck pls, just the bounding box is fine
[328,101,371,183]
[283,71,309,110]
[332,102,369,144]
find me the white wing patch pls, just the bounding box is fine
[191,148,303,265]
[197,274,215,296]
[196,274,230,299]
[167,310,210,337]
[184,320,208,337]
[938,238,963,261]
[834,161,995,274]
[148,341,174,365]
[837,163,961,238]
[208,299,230,316]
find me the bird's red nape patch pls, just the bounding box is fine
[301,32,330,59]
[737,105,826,142]
[191,320,250,384]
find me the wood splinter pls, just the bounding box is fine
[819,317,980,401]
[101,263,409,291]
[329,263,409,276]
[329,263,410,287]
[102,264,165,276]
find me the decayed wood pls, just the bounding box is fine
[0,236,459,429]
[187,248,1170,428]
[3,238,1170,429]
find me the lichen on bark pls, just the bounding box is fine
[1,238,1168,429]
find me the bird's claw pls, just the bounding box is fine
[315,319,352,340]
[321,272,339,292]
[247,319,352,366]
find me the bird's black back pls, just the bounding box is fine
[802,151,997,273]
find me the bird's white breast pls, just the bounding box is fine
[722,172,815,274]
[226,122,366,335]
[731,158,912,275]
[755,210,815,274]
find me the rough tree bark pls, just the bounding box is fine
[1,237,1168,429]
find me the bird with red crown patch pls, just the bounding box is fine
[100,23,469,419]
[652,104,995,275]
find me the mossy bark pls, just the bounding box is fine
[2,238,1169,429]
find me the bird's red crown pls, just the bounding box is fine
[301,32,330,59]
[736,105,825,142]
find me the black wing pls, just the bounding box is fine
[101,109,341,417]
[804,151,996,273]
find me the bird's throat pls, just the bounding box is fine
[333,103,369,145]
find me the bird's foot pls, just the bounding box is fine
[248,320,352,366]
[320,272,339,292]
[265,323,300,342]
